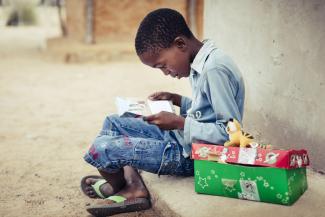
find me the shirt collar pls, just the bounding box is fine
[190,39,217,75]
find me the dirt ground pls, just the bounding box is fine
[0,7,191,217]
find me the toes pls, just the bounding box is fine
[88,193,97,198]
[85,177,101,185]
[85,189,98,198]
[85,178,95,185]
[85,186,93,191]
[84,185,95,195]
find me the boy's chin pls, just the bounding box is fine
[173,72,189,79]
[179,73,190,79]
[176,74,183,79]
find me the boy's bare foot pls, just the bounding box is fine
[86,179,150,217]
[84,177,116,198]
[85,168,150,216]
[95,179,149,205]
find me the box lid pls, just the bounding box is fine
[192,143,309,169]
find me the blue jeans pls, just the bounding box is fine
[84,115,193,176]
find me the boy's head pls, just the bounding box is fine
[135,8,195,79]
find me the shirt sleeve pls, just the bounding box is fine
[180,96,192,117]
[183,67,242,146]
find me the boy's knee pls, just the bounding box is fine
[85,142,102,161]
[84,137,130,173]
[85,136,110,160]
[85,140,115,163]
[87,136,126,161]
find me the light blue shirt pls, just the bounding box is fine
[173,39,245,157]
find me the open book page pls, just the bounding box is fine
[147,99,175,114]
[115,97,149,116]
[115,97,175,117]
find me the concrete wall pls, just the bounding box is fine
[65,0,86,41]
[93,0,188,43]
[204,0,325,172]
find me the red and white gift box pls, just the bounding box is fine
[192,143,309,169]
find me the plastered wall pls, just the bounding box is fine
[204,0,325,172]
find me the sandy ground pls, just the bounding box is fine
[0,7,191,217]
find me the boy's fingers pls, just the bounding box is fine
[149,96,159,100]
[148,93,156,98]
[144,114,156,121]
[148,92,171,101]
[148,120,158,125]
[148,92,160,100]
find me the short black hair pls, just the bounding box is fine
[135,8,193,55]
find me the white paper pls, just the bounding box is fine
[115,97,147,116]
[115,97,174,116]
[147,100,174,114]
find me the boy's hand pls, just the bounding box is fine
[144,111,185,130]
[148,92,181,107]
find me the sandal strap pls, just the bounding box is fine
[106,195,127,203]
[91,179,107,199]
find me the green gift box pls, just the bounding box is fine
[193,145,308,205]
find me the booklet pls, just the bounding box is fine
[115,97,175,117]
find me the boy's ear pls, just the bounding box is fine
[173,36,187,50]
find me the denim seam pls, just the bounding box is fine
[102,160,122,173]
[120,124,162,140]
[157,142,172,177]
[84,153,102,169]
[100,129,120,136]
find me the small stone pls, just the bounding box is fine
[318,170,325,175]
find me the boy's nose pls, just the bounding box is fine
[162,69,170,76]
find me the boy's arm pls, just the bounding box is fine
[180,96,192,117]
[183,67,242,146]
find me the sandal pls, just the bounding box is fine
[81,175,113,199]
[86,195,151,216]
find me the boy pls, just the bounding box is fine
[81,8,244,216]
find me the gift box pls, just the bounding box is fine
[192,143,309,205]
[192,143,309,169]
